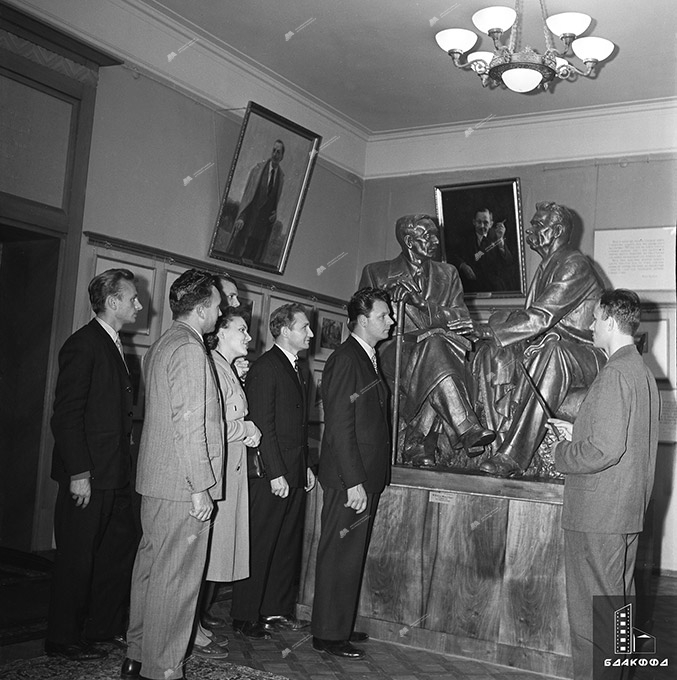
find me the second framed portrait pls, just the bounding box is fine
[434,178,526,297]
[209,102,322,275]
[314,308,347,359]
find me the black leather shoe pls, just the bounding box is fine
[459,426,496,454]
[260,614,310,631]
[349,631,369,642]
[232,619,271,639]
[479,452,521,477]
[120,657,142,678]
[312,637,365,658]
[201,611,227,629]
[45,640,108,661]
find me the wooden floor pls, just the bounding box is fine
[1,573,675,679]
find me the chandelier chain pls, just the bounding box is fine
[539,0,555,51]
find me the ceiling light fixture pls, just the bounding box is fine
[435,0,614,94]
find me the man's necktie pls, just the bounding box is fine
[268,167,276,195]
[294,357,303,385]
[371,352,379,374]
[115,335,128,372]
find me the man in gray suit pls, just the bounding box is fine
[123,269,224,680]
[549,289,659,680]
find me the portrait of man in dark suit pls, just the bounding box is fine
[228,140,285,263]
[311,287,393,659]
[46,269,142,661]
[231,302,316,638]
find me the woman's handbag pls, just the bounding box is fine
[247,448,266,479]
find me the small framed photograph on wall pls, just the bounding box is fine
[309,367,324,422]
[209,102,322,275]
[314,308,347,359]
[434,178,526,297]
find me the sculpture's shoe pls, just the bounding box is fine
[479,452,521,477]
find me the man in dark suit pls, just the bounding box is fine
[228,140,285,262]
[231,303,316,639]
[449,208,516,293]
[549,289,659,680]
[46,269,142,661]
[311,288,393,659]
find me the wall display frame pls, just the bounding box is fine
[309,367,325,422]
[636,313,675,388]
[434,178,526,298]
[123,345,147,419]
[209,101,322,275]
[237,289,265,355]
[314,308,348,359]
[659,390,677,443]
[594,227,676,292]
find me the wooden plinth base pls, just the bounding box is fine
[298,467,572,678]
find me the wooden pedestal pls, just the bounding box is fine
[298,468,572,678]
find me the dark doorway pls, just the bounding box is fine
[0,225,60,551]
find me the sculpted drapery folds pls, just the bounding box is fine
[359,214,494,467]
[473,202,606,477]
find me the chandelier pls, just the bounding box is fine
[435,0,615,93]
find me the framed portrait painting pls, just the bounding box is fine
[314,308,347,359]
[209,102,322,275]
[434,178,526,297]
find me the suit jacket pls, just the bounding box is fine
[491,245,603,348]
[136,321,224,502]
[245,344,310,488]
[236,159,284,225]
[555,345,659,533]
[51,319,134,490]
[318,336,390,494]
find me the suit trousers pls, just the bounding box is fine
[47,483,137,644]
[564,530,639,680]
[311,487,380,641]
[231,480,306,620]
[127,497,210,680]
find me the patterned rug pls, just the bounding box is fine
[0,647,289,679]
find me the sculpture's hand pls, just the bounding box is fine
[390,280,425,307]
[446,317,475,336]
[459,262,477,280]
[233,219,244,232]
[268,210,277,224]
[547,418,572,441]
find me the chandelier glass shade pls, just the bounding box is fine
[435,0,614,93]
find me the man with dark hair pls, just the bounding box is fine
[360,214,493,467]
[229,139,285,262]
[549,289,659,680]
[311,287,393,659]
[46,269,142,661]
[475,201,606,477]
[123,269,224,680]
[450,208,516,292]
[231,302,316,639]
